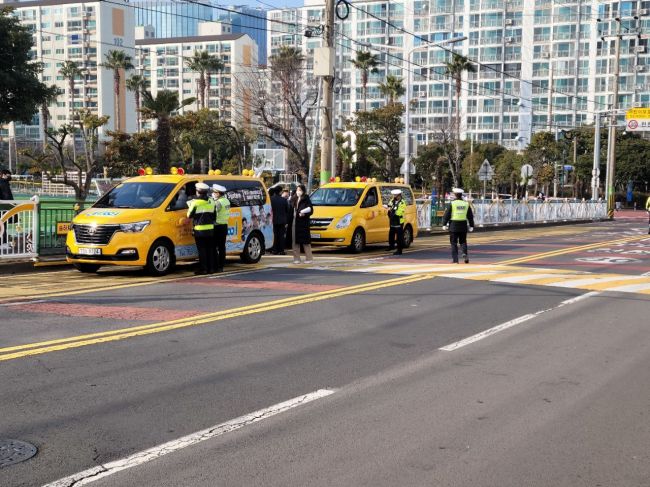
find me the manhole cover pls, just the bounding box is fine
[0,439,38,468]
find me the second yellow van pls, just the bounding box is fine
[309,182,418,253]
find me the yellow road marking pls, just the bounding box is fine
[0,273,434,362]
[496,235,648,265]
[0,265,265,303]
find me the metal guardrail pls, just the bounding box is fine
[416,199,608,231]
[0,199,39,260]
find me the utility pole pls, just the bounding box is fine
[605,19,622,219]
[547,63,554,132]
[592,112,602,200]
[319,0,335,186]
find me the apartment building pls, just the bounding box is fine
[1,0,136,145]
[267,0,650,151]
[135,22,258,128]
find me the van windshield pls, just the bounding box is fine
[94,182,176,209]
[311,188,364,206]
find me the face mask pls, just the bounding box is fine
[296,191,303,197]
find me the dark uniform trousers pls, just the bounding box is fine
[195,233,216,273]
[273,224,286,253]
[450,232,468,263]
[389,225,404,252]
[214,224,228,271]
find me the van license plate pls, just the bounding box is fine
[78,247,102,256]
[310,233,320,239]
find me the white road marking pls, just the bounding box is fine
[552,275,645,288]
[1,299,47,307]
[43,389,336,487]
[439,292,600,352]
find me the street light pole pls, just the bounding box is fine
[605,19,622,218]
[319,0,335,186]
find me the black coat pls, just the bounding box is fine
[0,179,13,200]
[291,194,313,245]
[271,194,289,225]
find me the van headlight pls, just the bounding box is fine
[119,220,150,233]
[336,213,353,229]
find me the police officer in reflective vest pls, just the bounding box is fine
[211,184,231,272]
[442,188,475,264]
[387,188,407,255]
[187,182,216,275]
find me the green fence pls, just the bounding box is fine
[38,199,91,255]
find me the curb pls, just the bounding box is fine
[417,218,604,237]
[0,257,70,274]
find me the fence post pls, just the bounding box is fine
[33,196,40,256]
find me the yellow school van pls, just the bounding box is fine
[309,182,418,253]
[66,174,273,274]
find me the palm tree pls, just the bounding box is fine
[379,75,405,104]
[126,74,148,132]
[351,51,379,111]
[444,53,476,140]
[185,51,224,110]
[40,84,59,148]
[205,55,225,114]
[141,90,195,173]
[101,50,134,132]
[60,61,84,125]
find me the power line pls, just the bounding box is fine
[344,1,611,110]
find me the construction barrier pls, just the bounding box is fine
[416,199,608,231]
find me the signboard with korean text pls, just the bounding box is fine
[625,107,650,131]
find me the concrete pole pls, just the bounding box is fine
[404,50,413,185]
[319,0,335,185]
[592,113,601,200]
[547,63,554,132]
[308,83,323,193]
[605,20,622,218]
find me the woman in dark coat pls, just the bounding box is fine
[291,184,313,264]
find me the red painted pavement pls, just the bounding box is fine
[12,302,200,321]
[192,278,342,292]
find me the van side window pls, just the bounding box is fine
[168,181,196,211]
[402,188,414,205]
[204,180,265,207]
[379,186,393,205]
[361,187,379,208]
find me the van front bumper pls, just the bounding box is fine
[309,228,352,246]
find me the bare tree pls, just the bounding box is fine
[431,118,465,188]
[22,110,109,201]
[239,48,317,177]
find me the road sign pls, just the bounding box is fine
[625,107,650,131]
[399,160,416,175]
[478,159,493,181]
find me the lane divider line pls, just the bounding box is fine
[496,235,648,266]
[42,388,336,487]
[439,291,600,352]
[0,274,434,362]
[0,266,266,305]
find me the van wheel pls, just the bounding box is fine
[146,239,175,275]
[349,228,365,253]
[241,232,263,264]
[74,263,100,273]
[403,225,413,248]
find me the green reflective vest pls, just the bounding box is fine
[646,196,650,211]
[187,197,216,231]
[450,199,470,221]
[215,196,230,225]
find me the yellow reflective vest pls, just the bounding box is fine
[187,197,216,232]
[215,196,230,225]
[450,199,470,221]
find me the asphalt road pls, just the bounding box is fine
[1,215,649,487]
